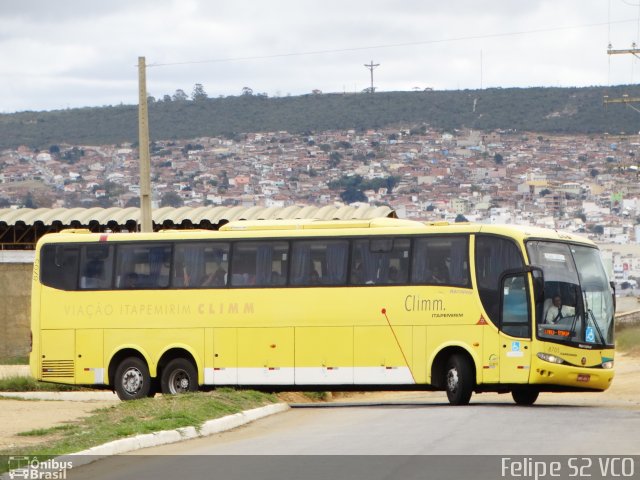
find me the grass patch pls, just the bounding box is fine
[18,424,79,437]
[0,356,29,365]
[616,324,640,356]
[0,376,90,392]
[301,391,330,402]
[0,388,276,472]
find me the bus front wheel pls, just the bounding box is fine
[511,387,539,406]
[160,358,198,395]
[114,357,151,401]
[445,354,473,406]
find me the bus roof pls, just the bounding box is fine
[34,218,596,248]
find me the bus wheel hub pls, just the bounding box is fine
[123,368,142,393]
[447,368,459,392]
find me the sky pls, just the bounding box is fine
[3,0,640,113]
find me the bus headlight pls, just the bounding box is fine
[601,360,614,369]
[537,352,565,365]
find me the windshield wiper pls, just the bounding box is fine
[582,288,607,346]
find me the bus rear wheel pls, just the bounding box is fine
[511,387,539,405]
[161,358,198,395]
[114,357,151,401]
[445,354,473,406]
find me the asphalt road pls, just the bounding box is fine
[67,392,640,480]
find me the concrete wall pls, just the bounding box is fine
[0,263,32,361]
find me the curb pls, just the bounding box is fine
[68,403,287,471]
[0,391,119,401]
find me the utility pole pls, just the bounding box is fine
[137,56,153,233]
[605,43,640,111]
[364,60,379,93]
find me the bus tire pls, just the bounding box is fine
[511,387,539,406]
[114,357,151,401]
[160,358,198,395]
[147,377,159,398]
[445,354,473,406]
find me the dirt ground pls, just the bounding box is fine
[0,399,118,450]
[0,354,637,452]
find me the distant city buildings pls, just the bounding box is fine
[1,127,640,247]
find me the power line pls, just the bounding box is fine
[147,18,639,68]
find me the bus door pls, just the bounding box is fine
[499,272,532,383]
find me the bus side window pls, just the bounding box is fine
[501,274,530,337]
[115,244,171,289]
[41,244,80,290]
[231,241,289,287]
[173,243,229,288]
[411,236,469,287]
[79,245,113,289]
[291,240,348,286]
[475,235,524,327]
[350,238,410,286]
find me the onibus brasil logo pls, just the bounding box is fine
[6,457,73,480]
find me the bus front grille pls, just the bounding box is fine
[42,360,74,378]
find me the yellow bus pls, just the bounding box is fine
[29,217,615,405]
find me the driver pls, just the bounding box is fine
[545,295,575,323]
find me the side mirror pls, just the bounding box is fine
[610,281,617,313]
[530,266,545,302]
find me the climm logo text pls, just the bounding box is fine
[404,295,444,312]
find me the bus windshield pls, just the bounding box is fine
[526,241,614,348]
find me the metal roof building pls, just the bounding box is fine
[0,204,396,249]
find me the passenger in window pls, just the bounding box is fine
[432,263,449,284]
[309,269,321,285]
[271,270,285,285]
[124,272,139,289]
[388,266,400,283]
[352,262,362,283]
[544,295,575,324]
[174,261,190,287]
[81,259,103,289]
[202,264,226,287]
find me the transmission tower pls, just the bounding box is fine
[364,60,380,93]
[605,43,640,111]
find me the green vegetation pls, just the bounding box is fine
[0,376,89,392]
[616,324,640,356]
[2,85,640,149]
[0,389,276,471]
[0,355,28,365]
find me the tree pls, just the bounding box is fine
[494,153,504,164]
[160,191,184,208]
[172,89,188,102]
[590,168,599,177]
[328,151,342,168]
[455,214,468,222]
[23,192,37,208]
[191,83,208,101]
[124,197,140,207]
[241,87,253,96]
[539,189,551,197]
[162,94,172,103]
[49,145,60,155]
[340,187,367,204]
[385,176,399,193]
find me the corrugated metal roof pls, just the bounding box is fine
[0,204,396,227]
